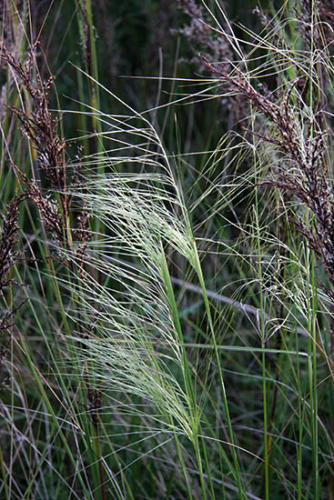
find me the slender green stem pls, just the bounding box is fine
[191,245,245,499]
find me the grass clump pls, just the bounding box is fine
[0,0,333,498]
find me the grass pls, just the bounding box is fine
[0,0,334,498]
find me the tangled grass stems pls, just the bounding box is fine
[0,0,334,497]
[59,102,247,496]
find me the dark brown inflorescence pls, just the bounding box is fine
[0,196,25,332]
[181,1,334,297]
[0,43,92,253]
[0,44,66,189]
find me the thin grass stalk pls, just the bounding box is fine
[191,244,246,498]
[253,199,269,499]
[244,65,270,494]
[199,433,216,499]
[173,428,193,499]
[8,270,14,499]
[76,0,104,240]
[160,248,209,498]
[307,2,320,496]
[295,312,305,500]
